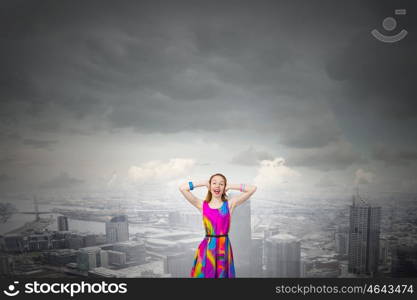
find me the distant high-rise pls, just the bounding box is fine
[0,255,14,275]
[391,245,417,277]
[166,248,195,277]
[250,234,263,277]
[264,233,301,277]
[379,238,389,265]
[229,199,251,277]
[77,247,100,271]
[57,216,69,231]
[105,215,129,243]
[300,259,306,278]
[100,250,109,268]
[335,225,349,256]
[348,195,381,276]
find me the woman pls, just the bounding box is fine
[178,173,257,278]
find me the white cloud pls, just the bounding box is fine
[253,157,300,189]
[128,158,195,182]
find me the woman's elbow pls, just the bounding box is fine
[179,182,188,191]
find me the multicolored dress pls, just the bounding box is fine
[190,200,236,278]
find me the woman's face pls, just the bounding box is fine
[211,175,225,197]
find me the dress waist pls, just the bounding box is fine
[205,234,228,238]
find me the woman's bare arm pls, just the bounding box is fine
[226,183,257,211]
[178,180,208,212]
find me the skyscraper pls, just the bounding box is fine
[335,225,349,256]
[250,234,263,277]
[57,215,69,231]
[229,198,251,277]
[391,245,417,277]
[264,233,301,277]
[348,195,381,276]
[105,215,129,243]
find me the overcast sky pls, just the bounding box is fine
[1,0,417,200]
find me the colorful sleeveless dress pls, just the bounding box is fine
[190,200,236,278]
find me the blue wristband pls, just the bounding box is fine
[188,181,194,190]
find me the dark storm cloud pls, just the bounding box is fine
[287,152,363,172]
[0,154,46,168]
[0,174,15,183]
[38,171,85,189]
[0,132,21,141]
[286,138,367,171]
[230,146,274,166]
[325,30,417,120]
[1,0,416,151]
[0,155,21,166]
[324,0,417,147]
[22,138,58,150]
[0,2,316,129]
[371,144,417,166]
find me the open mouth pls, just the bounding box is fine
[214,189,220,194]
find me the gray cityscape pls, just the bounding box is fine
[1,0,417,278]
[1,188,416,278]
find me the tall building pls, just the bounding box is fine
[77,247,99,271]
[77,247,109,271]
[57,216,69,231]
[99,250,109,268]
[67,234,84,249]
[166,249,195,277]
[261,225,281,276]
[0,255,14,275]
[3,234,27,252]
[379,238,389,265]
[28,233,51,251]
[105,215,129,243]
[264,233,301,277]
[300,259,306,278]
[84,234,97,247]
[391,245,417,277]
[229,198,252,277]
[348,196,381,276]
[107,250,127,267]
[335,225,349,256]
[250,234,263,277]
